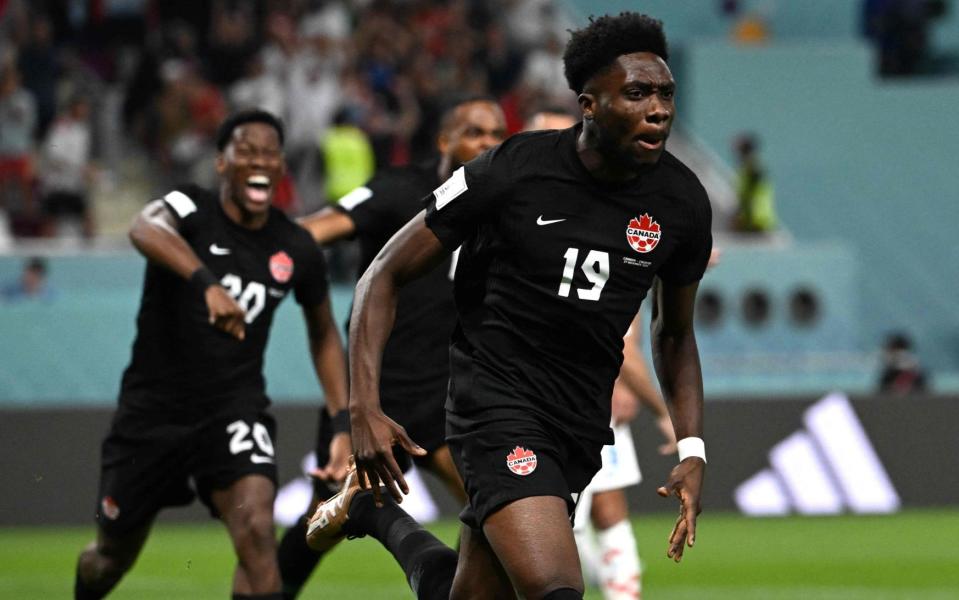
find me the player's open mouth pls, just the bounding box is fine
[245,175,272,204]
[634,134,665,151]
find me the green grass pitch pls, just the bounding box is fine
[2,510,958,599]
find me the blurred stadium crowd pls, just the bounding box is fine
[0,0,578,243]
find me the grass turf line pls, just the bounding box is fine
[1,510,957,599]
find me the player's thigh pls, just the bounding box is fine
[89,519,154,571]
[450,524,516,600]
[482,495,583,598]
[194,409,279,546]
[210,473,277,533]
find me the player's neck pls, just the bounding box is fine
[437,154,457,182]
[576,124,646,184]
[220,194,269,230]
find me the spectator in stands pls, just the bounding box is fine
[39,93,96,240]
[16,13,58,139]
[878,332,929,394]
[0,56,38,236]
[0,256,55,302]
[862,0,944,76]
[731,133,777,233]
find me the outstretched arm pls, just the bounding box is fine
[650,277,705,562]
[297,206,356,245]
[349,211,449,505]
[129,200,245,339]
[302,297,351,483]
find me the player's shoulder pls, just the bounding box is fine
[497,129,564,158]
[657,151,709,206]
[267,207,318,250]
[474,129,567,176]
[160,184,217,218]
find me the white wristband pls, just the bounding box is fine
[677,437,707,463]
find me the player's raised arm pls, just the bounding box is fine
[348,211,448,505]
[129,199,245,340]
[297,205,357,245]
[650,277,705,562]
[302,295,352,483]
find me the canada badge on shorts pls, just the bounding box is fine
[269,251,294,283]
[626,213,661,253]
[506,446,537,476]
[100,496,120,520]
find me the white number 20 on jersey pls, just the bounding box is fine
[557,248,610,301]
[220,274,266,323]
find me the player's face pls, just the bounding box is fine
[440,101,507,165]
[216,122,285,217]
[580,52,675,166]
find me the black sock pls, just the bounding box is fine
[74,571,107,600]
[347,493,457,600]
[277,516,325,599]
[232,594,283,600]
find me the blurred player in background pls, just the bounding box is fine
[308,13,711,600]
[74,109,349,600]
[276,96,506,599]
[524,107,679,600]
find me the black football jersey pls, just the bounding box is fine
[335,161,456,412]
[120,185,330,405]
[425,126,712,444]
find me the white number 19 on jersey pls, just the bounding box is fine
[557,248,610,301]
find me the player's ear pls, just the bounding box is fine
[215,152,226,176]
[437,131,450,155]
[578,92,596,121]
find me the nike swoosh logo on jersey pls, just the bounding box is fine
[210,244,231,255]
[537,216,566,226]
[250,454,274,464]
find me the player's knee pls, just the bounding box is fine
[540,586,584,600]
[515,573,583,600]
[231,508,277,554]
[81,547,132,587]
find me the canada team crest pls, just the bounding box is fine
[626,213,661,254]
[506,446,537,476]
[100,496,120,520]
[269,251,294,283]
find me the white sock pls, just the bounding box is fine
[574,523,601,586]
[596,519,642,600]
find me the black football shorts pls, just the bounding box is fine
[95,403,278,535]
[445,406,604,530]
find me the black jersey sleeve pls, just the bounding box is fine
[334,172,407,239]
[293,234,331,307]
[657,178,713,285]
[424,146,511,250]
[160,184,212,238]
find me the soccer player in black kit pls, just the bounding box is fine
[74,110,349,600]
[275,97,506,599]
[309,13,711,600]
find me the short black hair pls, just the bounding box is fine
[563,12,668,94]
[437,94,499,136]
[215,109,285,151]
